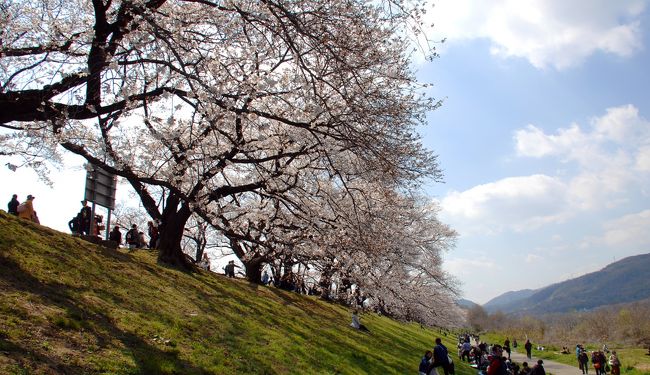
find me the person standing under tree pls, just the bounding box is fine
[7,194,19,215]
[147,221,159,249]
[224,260,239,277]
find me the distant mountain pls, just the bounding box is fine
[483,253,650,315]
[483,289,536,313]
[456,298,479,309]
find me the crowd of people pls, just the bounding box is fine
[576,344,621,375]
[433,333,624,375]
[421,334,546,375]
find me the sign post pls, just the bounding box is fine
[84,164,117,240]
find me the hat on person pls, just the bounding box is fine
[27,194,35,200]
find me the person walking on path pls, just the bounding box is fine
[579,349,590,374]
[524,339,533,359]
[608,351,621,375]
[7,194,19,215]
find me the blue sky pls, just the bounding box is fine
[2,0,650,305]
[418,0,650,303]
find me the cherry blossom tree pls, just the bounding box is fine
[1,0,445,282]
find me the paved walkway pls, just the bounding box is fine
[509,350,581,375]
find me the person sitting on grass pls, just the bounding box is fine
[419,350,433,375]
[350,309,369,332]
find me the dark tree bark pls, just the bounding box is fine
[243,257,264,284]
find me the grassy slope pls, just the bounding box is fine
[0,211,473,375]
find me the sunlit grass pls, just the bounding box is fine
[0,211,474,374]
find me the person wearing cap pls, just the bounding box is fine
[7,194,19,215]
[17,194,37,223]
[530,359,545,375]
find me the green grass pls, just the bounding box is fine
[0,211,474,374]
[481,332,650,375]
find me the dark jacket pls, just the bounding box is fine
[530,364,546,375]
[419,356,431,373]
[433,343,449,365]
[109,228,122,244]
[8,197,19,215]
[126,228,139,245]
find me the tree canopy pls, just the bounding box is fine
[1,0,459,325]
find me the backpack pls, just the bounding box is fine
[17,202,28,213]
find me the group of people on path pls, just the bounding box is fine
[576,344,621,375]
[7,194,39,223]
[440,333,544,375]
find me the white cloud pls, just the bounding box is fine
[440,105,650,233]
[444,256,499,282]
[441,174,569,233]
[515,104,650,209]
[427,0,647,69]
[600,210,650,248]
[525,254,543,263]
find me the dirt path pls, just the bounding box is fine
[509,350,581,375]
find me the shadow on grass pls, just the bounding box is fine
[0,255,214,374]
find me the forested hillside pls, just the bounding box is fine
[483,253,650,315]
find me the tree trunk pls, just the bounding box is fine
[157,201,193,269]
[244,257,264,283]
